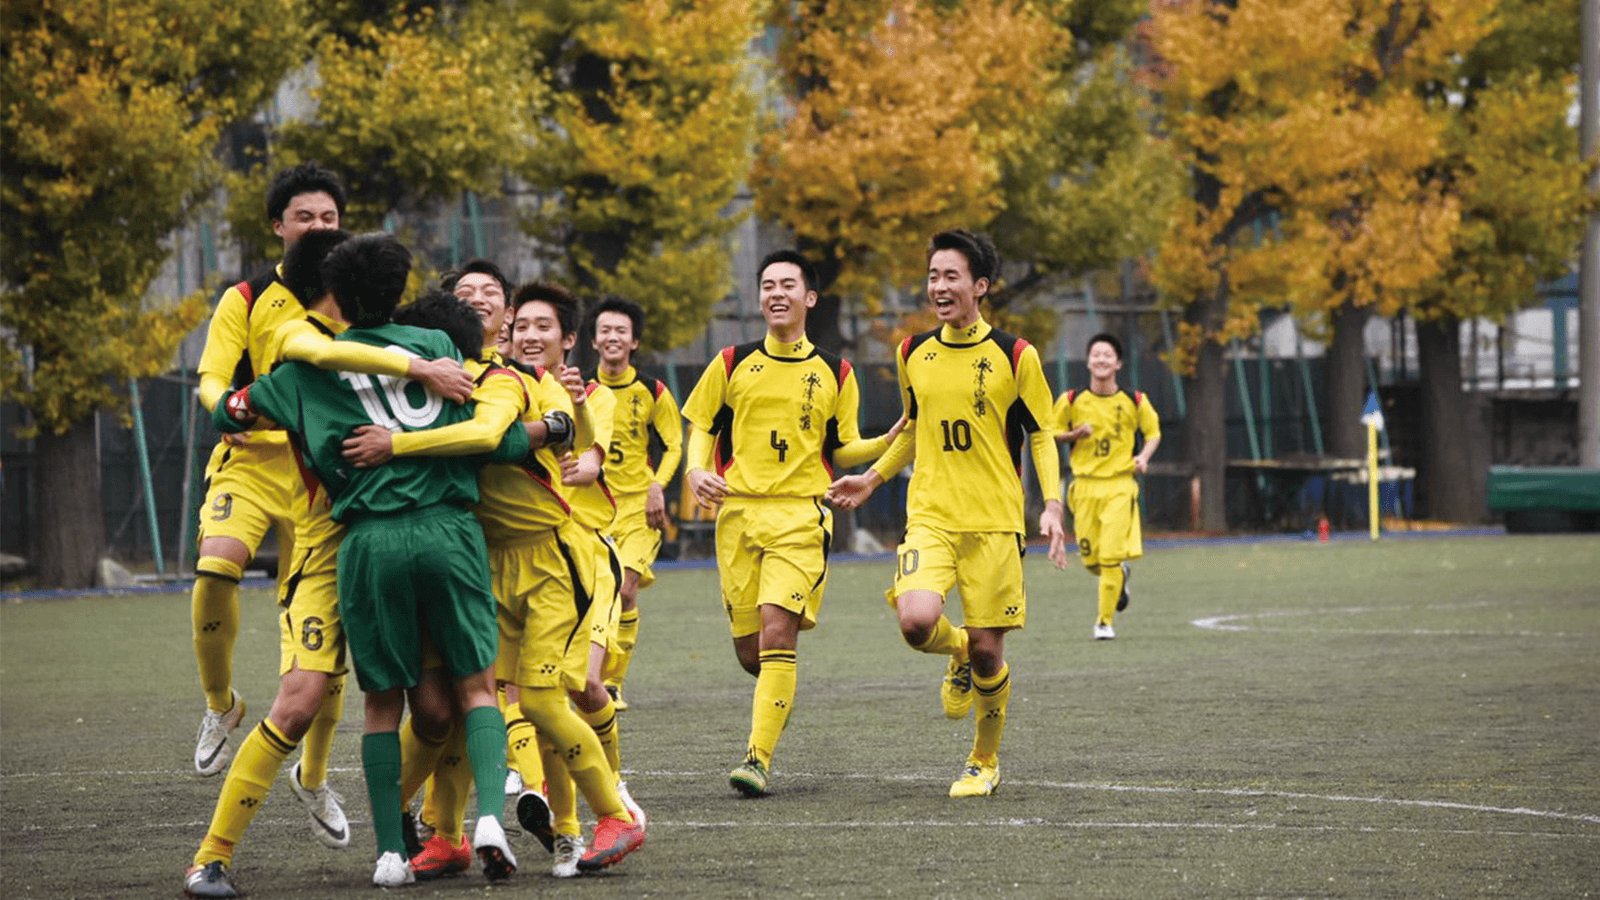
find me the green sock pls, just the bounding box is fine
[361,732,404,855]
[464,705,508,825]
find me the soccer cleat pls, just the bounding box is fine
[941,656,974,719]
[949,759,1001,798]
[183,861,238,899]
[288,760,349,849]
[605,683,629,711]
[1093,622,1116,641]
[516,788,555,853]
[576,813,646,872]
[194,690,246,776]
[473,814,517,882]
[728,756,768,797]
[372,850,415,887]
[505,767,524,796]
[551,833,586,878]
[400,811,424,861]
[617,780,647,830]
[409,834,471,880]
[1117,561,1131,612]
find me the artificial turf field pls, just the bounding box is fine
[2,532,1595,899]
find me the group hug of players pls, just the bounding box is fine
[181,163,1160,899]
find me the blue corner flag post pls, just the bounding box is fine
[1360,392,1385,541]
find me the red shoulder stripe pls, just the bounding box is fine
[720,345,737,377]
[898,336,913,362]
[1011,337,1030,372]
[839,358,853,385]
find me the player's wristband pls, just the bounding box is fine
[540,410,575,455]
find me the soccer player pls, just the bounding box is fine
[682,249,900,797]
[188,162,469,784]
[210,234,531,888]
[827,229,1068,798]
[182,231,485,898]
[349,279,647,875]
[588,295,683,711]
[1053,333,1161,640]
[507,283,644,875]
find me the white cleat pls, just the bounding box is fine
[1093,622,1116,641]
[194,690,246,776]
[372,850,414,887]
[288,760,349,849]
[504,768,524,796]
[551,833,586,878]
[617,780,647,830]
[472,815,517,881]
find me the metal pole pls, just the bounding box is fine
[129,378,166,575]
[1294,326,1325,454]
[1578,0,1600,466]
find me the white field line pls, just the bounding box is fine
[1190,601,1586,637]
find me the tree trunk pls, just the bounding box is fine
[35,416,106,588]
[1185,339,1229,531]
[1326,301,1373,459]
[1415,318,1488,522]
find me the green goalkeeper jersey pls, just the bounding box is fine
[212,322,529,522]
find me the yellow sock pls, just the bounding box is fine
[913,616,967,660]
[498,686,524,784]
[519,687,628,823]
[505,713,545,791]
[605,609,640,686]
[747,649,796,768]
[192,558,243,712]
[577,698,622,778]
[193,719,296,866]
[296,674,344,789]
[399,715,451,809]
[971,664,1011,761]
[540,740,581,835]
[425,729,471,844]
[1097,565,1124,625]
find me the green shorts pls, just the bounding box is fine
[338,504,497,693]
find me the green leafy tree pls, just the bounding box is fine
[1407,0,1587,520]
[2,0,306,586]
[513,0,762,353]
[1149,0,1489,529]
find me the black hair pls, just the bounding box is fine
[322,233,412,328]
[440,257,512,300]
[393,289,484,360]
[280,229,351,305]
[587,294,645,343]
[926,228,1000,290]
[265,161,347,222]
[757,249,818,295]
[1087,332,1124,361]
[511,282,580,340]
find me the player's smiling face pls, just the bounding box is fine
[273,191,340,249]
[927,249,986,329]
[512,299,574,370]
[592,310,638,368]
[759,261,816,336]
[454,272,508,343]
[1087,340,1122,383]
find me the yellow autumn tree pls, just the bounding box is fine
[2,0,307,586]
[514,0,763,352]
[1149,0,1491,528]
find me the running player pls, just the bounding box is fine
[1053,333,1161,640]
[683,249,901,797]
[827,229,1068,798]
[210,234,530,888]
[588,295,683,711]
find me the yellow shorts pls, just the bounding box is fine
[198,439,300,552]
[1067,476,1143,570]
[888,523,1026,630]
[715,496,831,639]
[580,528,623,652]
[277,534,348,677]
[488,522,597,692]
[606,493,662,589]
